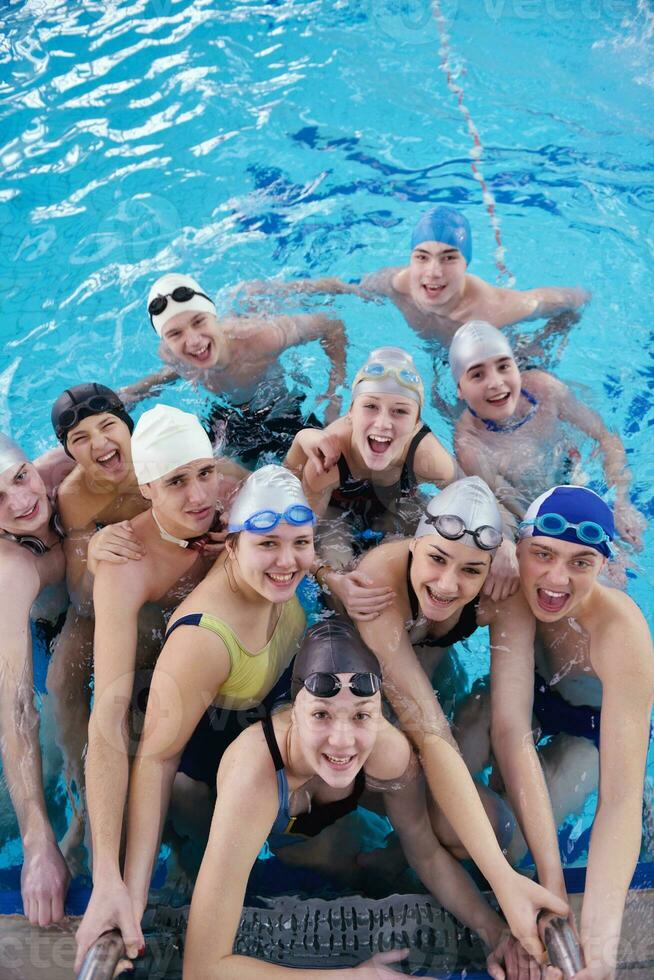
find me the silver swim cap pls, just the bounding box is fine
[0,433,28,477]
[449,321,514,384]
[148,272,216,338]
[415,476,503,551]
[227,465,315,532]
[352,347,424,408]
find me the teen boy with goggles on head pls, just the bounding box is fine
[289,347,519,614]
[239,204,589,349]
[142,272,347,465]
[450,320,645,550]
[0,433,73,927]
[480,485,654,980]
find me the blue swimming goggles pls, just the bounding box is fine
[519,513,614,555]
[229,504,316,533]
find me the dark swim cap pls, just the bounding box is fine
[291,618,382,700]
[410,206,472,265]
[518,485,615,559]
[51,383,134,457]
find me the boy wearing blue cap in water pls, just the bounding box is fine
[483,486,654,979]
[242,205,588,349]
[449,320,645,550]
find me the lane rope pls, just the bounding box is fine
[431,0,514,285]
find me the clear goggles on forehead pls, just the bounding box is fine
[423,513,502,551]
[519,513,614,553]
[230,503,316,534]
[298,672,382,699]
[355,363,422,394]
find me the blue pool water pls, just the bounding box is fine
[1,0,653,881]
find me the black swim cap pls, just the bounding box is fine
[291,618,382,700]
[51,383,134,457]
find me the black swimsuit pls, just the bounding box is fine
[329,423,432,526]
[406,550,479,648]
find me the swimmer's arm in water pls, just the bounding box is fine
[0,551,70,926]
[125,624,232,917]
[484,591,567,906]
[486,283,590,326]
[553,374,645,548]
[577,609,654,977]
[117,365,179,409]
[356,598,566,957]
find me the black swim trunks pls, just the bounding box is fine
[206,389,321,467]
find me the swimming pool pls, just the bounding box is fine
[1,0,653,894]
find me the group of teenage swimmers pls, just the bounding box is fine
[0,204,652,980]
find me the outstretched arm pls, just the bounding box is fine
[555,378,645,548]
[576,612,654,979]
[124,626,231,918]
[117,366,179,409]
[487,592,567,904]
[0,559,69,926]
[357,600,567,957]
[74,561,149,971]
[498,286,590,324]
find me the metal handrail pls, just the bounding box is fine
[538,911,585,978]
[77,929,127,980]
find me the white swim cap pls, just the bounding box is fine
[0,433,28,476]
[131,404,214,484]
[449,321,514,384]
[228,465,314,532]
[352,347,424,408]
[415,476,502,550]
[148,273,216,338]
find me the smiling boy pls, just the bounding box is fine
[147,273,346,464]
[242,205,588,349]
[486,486,654,979]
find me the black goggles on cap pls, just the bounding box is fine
[56,396,123,436]
[148,286,212,324]
[297,672,382,699]
[423,513,502,551]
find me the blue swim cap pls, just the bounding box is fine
[518,485,614,559]
[410,206,472,266]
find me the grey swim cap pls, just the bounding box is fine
[449,321,514,384]
[227,465,314,532]
[0,433,28,476]
[291,618,382,700]
[352,347,424,408]
[415,476,502,550]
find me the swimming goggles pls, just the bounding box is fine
[55,395,124,436]
[519,513,614,552]
[422,513,502,551]
[229,504,316,533]
[148,286,213,323]
[298,671,382,698]
[354,363,422,395]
